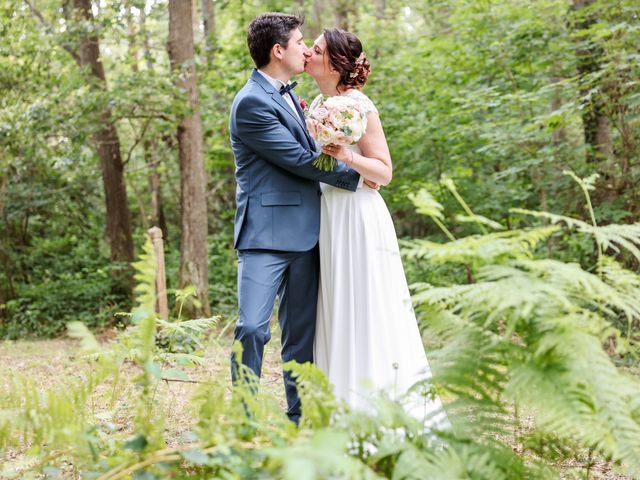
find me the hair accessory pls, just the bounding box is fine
[349,52,367,78]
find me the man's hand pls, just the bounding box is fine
[364,179,380,190]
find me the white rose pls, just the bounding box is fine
[318,126,335,144]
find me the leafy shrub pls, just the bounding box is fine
[1,235,128,339]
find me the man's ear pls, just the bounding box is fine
[271,43,284,61]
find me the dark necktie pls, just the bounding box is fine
[279,81,297,95]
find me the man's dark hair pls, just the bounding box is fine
[247,13,304,69]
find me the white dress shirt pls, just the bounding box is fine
[257,69,298,115]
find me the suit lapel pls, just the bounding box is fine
[292,93,317,152]
[270,91,307,132]
[290,91,310,127]
[250,70,316,151]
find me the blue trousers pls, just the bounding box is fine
[232,246,319,423]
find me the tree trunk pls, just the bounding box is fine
[125,5,147,230]
[72,0,134,291]
[126,5,139,72]
[550,65,567,146]
[333,0,351,30]
[375,0,385,20]
[0,170,15,308]
[550,87,566,146]
[201,0,216,62]
[139,4,168,238]
[192,0,200,45]
[146,141,168,238]
[167,0,211,317]
[310,0,323,38]
[571,0,613,165]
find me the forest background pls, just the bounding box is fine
[1,0,638,336]
[1,0,640,478]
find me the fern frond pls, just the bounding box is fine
[157,352,208,366]
[156,316,219,335]
[511,208,640,261]
[266,429,380,480]
[417,440,552,480]
[455,214,506,231]
[283,360,341,429]
[510,208,591,230]
[507,324,640,473]
[131,235,157,316]
[67,321,102,353]
[0,367,112,452]
[594,223,640,261]
[408,189,445,220]
[402,226,560,265]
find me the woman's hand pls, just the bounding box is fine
[322,144,351,164]
[363,179,380,190]
[322,113,393,186]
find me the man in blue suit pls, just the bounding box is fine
[229,12,360,423]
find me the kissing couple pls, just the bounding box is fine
[229,12,448,429]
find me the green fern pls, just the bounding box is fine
[402,226,560,266]
[283,360,342,429]
[405,174,640,477]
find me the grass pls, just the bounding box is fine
[0,323,286,478]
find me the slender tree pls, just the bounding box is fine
[375,0,385,20]
[133,2,168,238]
[309,0,323,38]
[70,0,135,290]
[167,0,211,316]
[0,169,13,311]
[333,0,352,30]
[571,0,613,165]
[201,0,216,62]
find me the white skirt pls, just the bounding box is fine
[314,180,448,428]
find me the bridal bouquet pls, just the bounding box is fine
[305,94,368,171]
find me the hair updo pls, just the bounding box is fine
[323,28,371,90]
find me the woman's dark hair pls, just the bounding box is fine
[247,13,304,69]
[323,28,371,90]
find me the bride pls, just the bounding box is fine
[304,28,448,428]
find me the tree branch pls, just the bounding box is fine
[161,377,204,384]
[115,113,174,122]
[123,117,152,166]
[24,0,82,65]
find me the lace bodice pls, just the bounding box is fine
[309,89,379,116]
[341,89,378,116]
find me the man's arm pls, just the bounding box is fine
[235,96,360,191]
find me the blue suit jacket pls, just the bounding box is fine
[229,69,360,252]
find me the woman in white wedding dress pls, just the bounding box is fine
[304,29,449,428]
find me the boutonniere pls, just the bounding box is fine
[299,98,307,110]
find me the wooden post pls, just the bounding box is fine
[148,227,169,320]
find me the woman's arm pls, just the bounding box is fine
[322,112,392,186]
[234,94,360,191]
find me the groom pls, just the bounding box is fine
[229,12,360,423]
